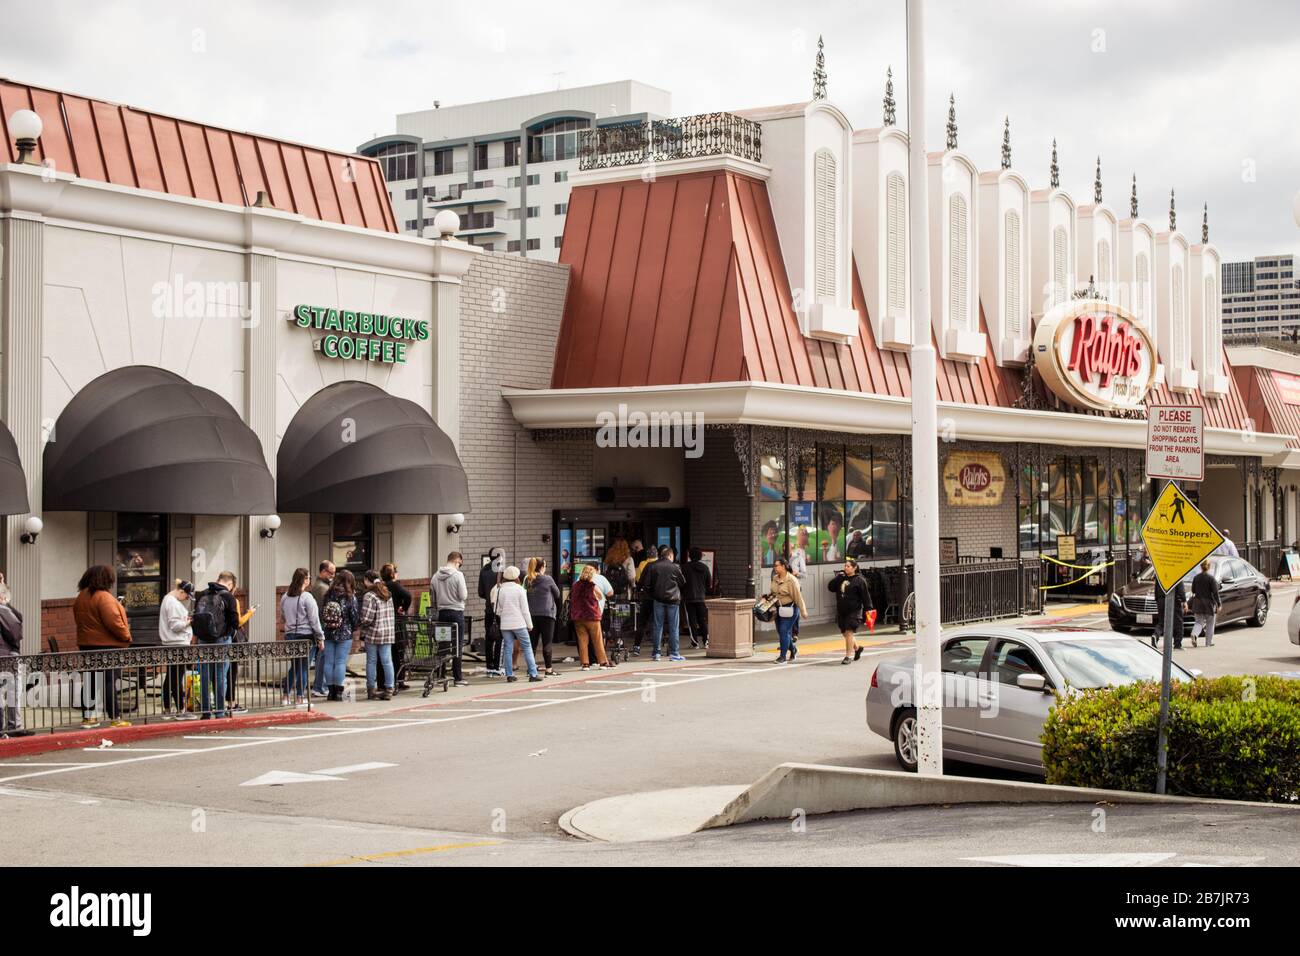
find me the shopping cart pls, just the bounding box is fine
[604,600,638,664]
[398,618,460,696]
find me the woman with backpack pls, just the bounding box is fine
[359,570,396,700]
[828,557,873,665]
[525,557,562,677]
[320,569,359,701]
[280,568,323,707]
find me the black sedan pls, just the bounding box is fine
[1108,554,1269,634]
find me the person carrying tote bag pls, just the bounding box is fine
[766,559,807,664]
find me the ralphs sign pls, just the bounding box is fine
[1033,300,1157,412]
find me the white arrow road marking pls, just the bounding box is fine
[241,761,395,787]
[964,852,1177,867]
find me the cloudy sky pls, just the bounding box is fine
[2,0,1297,260]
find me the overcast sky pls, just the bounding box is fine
[3,0,1297,260]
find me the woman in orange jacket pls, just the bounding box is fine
[73,564,133,728]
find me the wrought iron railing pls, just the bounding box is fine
[1245,540,1282,577]
[0,640,311,736]
[871,558,1042,629]
[1225,332,1300,356]
[577,112,763,170]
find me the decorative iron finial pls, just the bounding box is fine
[883,67,896,126]
[812,35,827,100]
[1130,174,1138,218]
[1049,139,1059,189]
[1001,116,1011,169]
[1094,156,1102,204]
[946,94,958,150]
[1169,189,1176,231]
[1202,203,1209,243]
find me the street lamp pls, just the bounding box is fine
[905,0,944,776]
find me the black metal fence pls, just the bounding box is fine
[1245,540,1282,578]
[0,641,311,736]
[871,558,1042,629]
[578,112,762,170]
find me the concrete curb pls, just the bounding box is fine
[701,763,1300,830]
[560,785,748,843]
[0,708,332,758]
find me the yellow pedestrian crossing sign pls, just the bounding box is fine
[1140,483,1225,591]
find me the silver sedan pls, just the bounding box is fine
[865,626,1196,776]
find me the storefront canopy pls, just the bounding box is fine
[277,381,470,515]
[43,366,276,514]
[0,421,30,515]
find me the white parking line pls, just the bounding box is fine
[0,659,825,784]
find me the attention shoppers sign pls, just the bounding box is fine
[292,305,429,364]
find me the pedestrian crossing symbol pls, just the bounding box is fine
[1140,483,1225,591]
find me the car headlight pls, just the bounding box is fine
[1109,592,1122,607]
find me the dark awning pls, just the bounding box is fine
[0,420,30,515]
[43,366,275,514]
[277,381,470,515]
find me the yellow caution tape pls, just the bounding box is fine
[1041,554,1117,572]
[1038,556,1115,591]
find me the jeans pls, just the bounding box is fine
[776,606,800,658]
[366,642,394,689]
[310,640,327,695]
[651,601,680,657]
[1192,612,1216,645]
[284,637,313,697]
[1,663,23,733]
[436,609,466,682]
[323,637,352,688]
[501,628,537,678]
[199,637,232,718]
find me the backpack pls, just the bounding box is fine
[605,563,630,596]
[321,595,345,632]
[191,588,230,643]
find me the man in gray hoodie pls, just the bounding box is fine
[432,552,470,686]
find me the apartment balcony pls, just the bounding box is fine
[427,184,509,208]
[577,112,762,171]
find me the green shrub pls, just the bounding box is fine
[1041,675,1300,803]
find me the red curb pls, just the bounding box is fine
[0,709,334,759]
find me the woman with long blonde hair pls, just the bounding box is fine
[569,563,611,669]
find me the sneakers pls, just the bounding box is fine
[80,719,101,730]
[281,697,292,707]
[378,689,392,701]
[506,675,518,683]
[773,656,788,664]
[454,680,470,687]
[651,654,661,662]
[310,689,328,700]
[528,675,543,683]
[175,712,199,721]
[229,704,248,715]
[109,719,131,728]
[669,654,685,662]
[789,646,798,661]
[854,646,864,661]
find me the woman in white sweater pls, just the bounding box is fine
[158,580,194,719]
[490,566,540,683]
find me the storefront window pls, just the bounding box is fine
[116,514,166,621]
[845,453,871,501]
[759,454,785,501]
[332,514,371,573]
[758,501,786,567]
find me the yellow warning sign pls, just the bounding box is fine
[1140,483,1225,591]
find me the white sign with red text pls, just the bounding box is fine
[1033,300,1158,413]
[1146,404,1204,481]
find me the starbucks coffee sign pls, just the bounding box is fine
[292,305,429,364]
[1033,300,1157,413]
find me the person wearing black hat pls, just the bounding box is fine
[479,547,506,675]
[159,579,195,719]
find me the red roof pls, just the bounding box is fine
[1234,365,1300,448]
[553,167,1253,431]
[0,78,397,232]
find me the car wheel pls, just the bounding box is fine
[1248,594,1268,628]
[892,707,919,773]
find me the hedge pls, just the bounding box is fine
[1041,675,1300,803]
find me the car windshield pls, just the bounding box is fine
[1041,638,1193,689]
[1136,564,1209,586]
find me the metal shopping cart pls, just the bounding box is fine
[604,599,638,664]
[397,617,461,696]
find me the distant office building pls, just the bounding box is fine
[358,81,672,259]
[1222,254,1300,338]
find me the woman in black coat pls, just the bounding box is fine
[827,558,873,665]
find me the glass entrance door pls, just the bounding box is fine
[114,513,168,645]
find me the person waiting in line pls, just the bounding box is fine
[828,558,872,665]
[603,539,636,598]
[632,548,657,655]
[683,547,712,649]
[73,565,133,729]
[0,579,26,737]
[432,551,470,687]
[381,564,412,690]
[569,564,611,670]
[525,557,562,677]
[765,558,807,664]
[280,568,323,707]
[223,572,256,716]
[320,569,359,701]
[491,566,539,683]
[158,579,195,719]
[192,572,242,719]
[309,560,335,699]
[479,547,505,676]
[630,539,648,568]
[359,570,397,700]
[642,546,688,662]
[1189,559,1221,648]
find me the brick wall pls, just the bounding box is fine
[40,598,76,652]
[456,252,596,621]
[685,441,754,597]
[938,444,1019,560]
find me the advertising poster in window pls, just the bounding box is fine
[758,502,786,567]
[818,502,846,563]
[943,452,1007,506]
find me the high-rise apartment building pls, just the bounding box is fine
[358,80,671,259]
[1222,254,1300,337]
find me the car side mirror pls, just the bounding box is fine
[1016,673,1048,692]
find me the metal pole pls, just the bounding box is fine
[1155,478,1178,795]
[905,0,943,776]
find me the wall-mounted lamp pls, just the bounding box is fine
[446,512,465,534]
[9,110,43,165]
[20,515,43,544]
[260,514,282,539]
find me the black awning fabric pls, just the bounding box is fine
[43,366,275,515]
[277,380,470,515]
[0,420,30,515]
